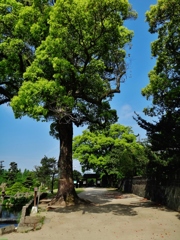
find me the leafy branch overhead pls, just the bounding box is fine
[135,0,180,173]
[10,0,137,128]
[1,0,137,205]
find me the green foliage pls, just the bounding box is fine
[73,124,148,178]
[5,182,29,195]
[1,0,137,200]
[10,0,136,129]
[0,162,38,194]
[0,169,7,184]
[3,162,20,186]
[34,156,58,193]
[75,188,84,194]
[73,170,82,181]
[12,195,32,206]
[3,194,33,209]
[22,170,36,189]
[0,0,51,104]
[134,0,180,176]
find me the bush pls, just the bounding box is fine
[5,182,29,195]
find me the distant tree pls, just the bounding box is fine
[22,170,36,190]
[5,162,20,186]
[134,0,180,175]
[5,182,29,195]
[0,161,5,173]
[73,124,148,183]
[0,161,5,183]
[34,156,58,194]
[0,170,7,185]
[9,162,19,172]
[73,170,82,181]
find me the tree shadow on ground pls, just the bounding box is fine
[46,195,178,218]
[129,199,179,213]
[43,189,179,218]
[47,201,179,222]
[51,202,138,217]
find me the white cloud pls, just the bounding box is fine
[117,104,147,139]
[118,104,134,121]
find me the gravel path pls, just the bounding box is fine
[2,188,180,240]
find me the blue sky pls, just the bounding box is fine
[0,0,157,172]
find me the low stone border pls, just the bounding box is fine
[0,224,15,235]
[0,193,47,235]
[17,215,44,232]
[17,193,46,233]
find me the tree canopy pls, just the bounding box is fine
[1,0,136,205]
[73,124,148,179]
[135,0,180,174]
[10,0,136,127]
[0,0,51,105]
[34,156,58,193]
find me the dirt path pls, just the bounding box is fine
[2,188,180,240]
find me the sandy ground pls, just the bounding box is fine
[1,188,180,240]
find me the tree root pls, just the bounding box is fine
[48,194,92,207]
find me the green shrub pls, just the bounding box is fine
[5,182,29,195]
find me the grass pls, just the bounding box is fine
[45,188,84,198]
[75,188,84,194]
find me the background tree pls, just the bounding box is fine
[5,162,20,186]
[0,161,4,173]
[0,161,5,183]
[34,156,58,193]
[73,170,82,182]
[73,124,148,185]
[134,0,180,177]
[22,170,36,190]
[10,0,136,205]
[0,170,7,185]
[0,163,37,194]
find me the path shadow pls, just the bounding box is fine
[42,189,179,218]
[51,202,138,217]
[47,198,179,219]
[129,199,179,213]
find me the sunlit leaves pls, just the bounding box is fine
[143,0,180,113]
[0,0,51,104]
[135,0,180,173]
[11,79,74,120]
[73,124,148,177]
[10,0,136,127]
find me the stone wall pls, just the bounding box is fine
[131,177,147,197]
[18,192,47,232]
[123,176,180,212]
[145,178,180,211]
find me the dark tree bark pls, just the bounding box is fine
[50,121,81,206]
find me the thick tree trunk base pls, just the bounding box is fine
[48,194,91,207]
[48,183,91,207]
[48,177,92,207]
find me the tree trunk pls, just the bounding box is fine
[50,121,81,206]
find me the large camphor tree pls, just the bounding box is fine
[4,0,136,205]
[135,0,180,176]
